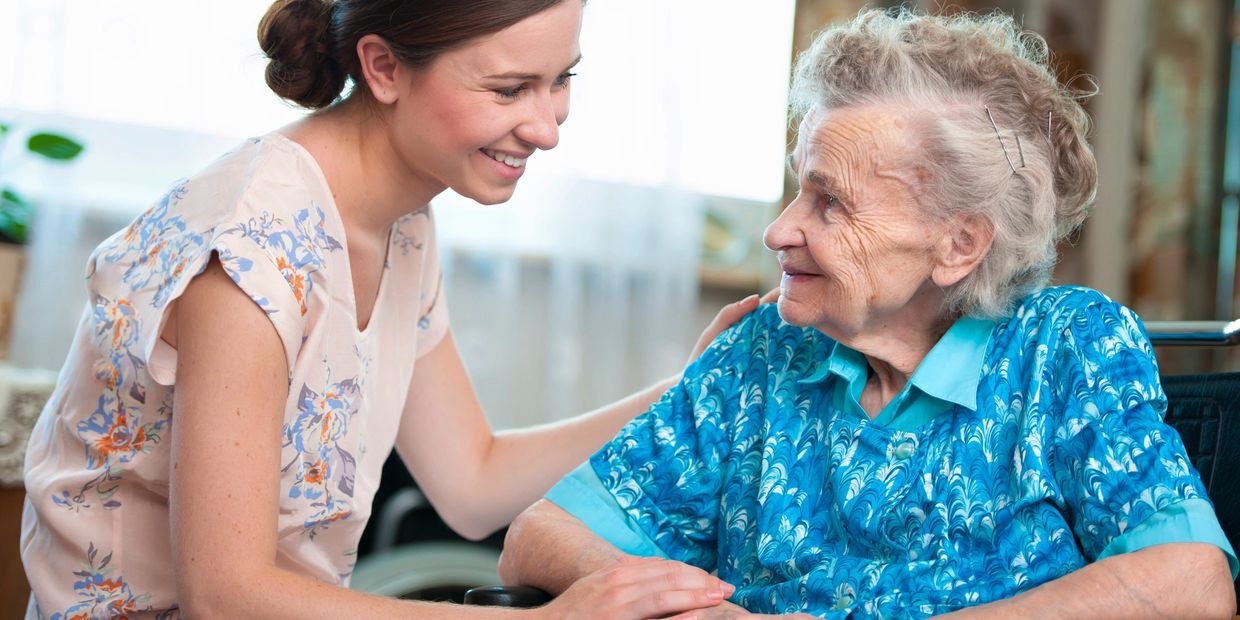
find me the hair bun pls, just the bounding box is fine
[258,0,345,109]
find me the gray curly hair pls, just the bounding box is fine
[790,8,1098,318]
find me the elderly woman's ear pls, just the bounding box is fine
[931,215,993,289]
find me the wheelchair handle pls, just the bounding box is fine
[1143,319,1240,347]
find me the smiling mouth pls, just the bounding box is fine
[781,267,818,277]
[481,148,528,168]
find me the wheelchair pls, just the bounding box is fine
[348,455,507,603]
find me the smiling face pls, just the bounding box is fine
[764,105,951,341]
[385,0,583,205]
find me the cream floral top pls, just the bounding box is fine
[21,133,449,619]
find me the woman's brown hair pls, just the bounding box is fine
[258,0,570,109]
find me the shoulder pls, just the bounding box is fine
[89,135,339,330]
[391,205,436,258]
[100,135,331,249]
[992,285,1145,351]
[986,286,1162,415]
[1012,285,1118,325]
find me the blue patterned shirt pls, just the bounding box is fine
[547,286,1237,617]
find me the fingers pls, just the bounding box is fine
[664,601,749,619]
[717,294,759,323]
[600,557,734,618]
[626,587,730,619]
[758,287,780,304]
[687,294,761,365]
[608,556,727,590]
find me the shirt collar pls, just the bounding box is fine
[798,316,996,411]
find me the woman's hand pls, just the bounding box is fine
[665,600,817,619]
[542,556,734,620]
[687,289,779,365]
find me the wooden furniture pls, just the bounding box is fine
[0,367,59,620]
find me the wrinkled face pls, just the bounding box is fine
[764,105,946,340]
[392,0,582,205]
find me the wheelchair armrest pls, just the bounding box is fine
[463,585,553,608]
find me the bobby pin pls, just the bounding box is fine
[984,105,1024,173]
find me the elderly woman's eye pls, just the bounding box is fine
[821,193,841,210]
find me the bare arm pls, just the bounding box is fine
[500,501,741,617]
[397,294,765,540]
[170,258,521,619]
[170,262,758,617]
[499,499,628,594]
[939,543,1235,619]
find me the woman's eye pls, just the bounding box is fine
[553,72,577,88]
[821,193,841,210]
[495,84,528,100]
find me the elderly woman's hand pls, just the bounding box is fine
[665,600,818,619]
[687,289,779,365]
[539,555,734,620]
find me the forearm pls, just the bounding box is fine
[941,543,1234,619]
[499,499,630,594]
[460,376,677,537]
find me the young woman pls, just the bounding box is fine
[20,1,750,617]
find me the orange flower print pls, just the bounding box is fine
[226,205,339,319]
[304,458,326,485]
[290,451,331,500]
[77,394,167,474]
[92,357,122,391]
[286,379,359,509]
[275,255,308,315]
[92,410,147,460]
[303,498,353,539]
[92,296,139,352]
[101,181,188,266]
[51,543,152,619]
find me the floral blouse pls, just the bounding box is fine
[548,287,1236,618]
[21,134,449,619]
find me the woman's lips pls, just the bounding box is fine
[782,272,818,281]
[479,148,528,181]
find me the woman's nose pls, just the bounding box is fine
[763,200,806,251]
[515,90,563,151]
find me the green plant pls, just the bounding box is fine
[0,123,85,244]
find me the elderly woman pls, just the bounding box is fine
[497,9,1238,619]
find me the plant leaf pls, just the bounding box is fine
[0,188,29,209]
[0,188,31,244]
[0,123,9,137]
[27,132,84,161]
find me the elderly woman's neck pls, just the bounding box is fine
[839,313,956,418]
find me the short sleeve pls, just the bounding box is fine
[1099,498,1238,578]
[149,224,309,386]
[411,208,449,358]
[87,182,312,387]
[1047,300,1225,563]
[559,312,762,572]
[545,462,669,559]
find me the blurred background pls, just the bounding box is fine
[0,0,1238,613]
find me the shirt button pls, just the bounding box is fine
[893,442,916,461]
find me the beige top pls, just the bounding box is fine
[21,133,449,619]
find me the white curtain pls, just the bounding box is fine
[1,1,793,427]
[436,179,704,427]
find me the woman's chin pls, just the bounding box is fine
[775,298,816,327]
[459,185,518,206]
